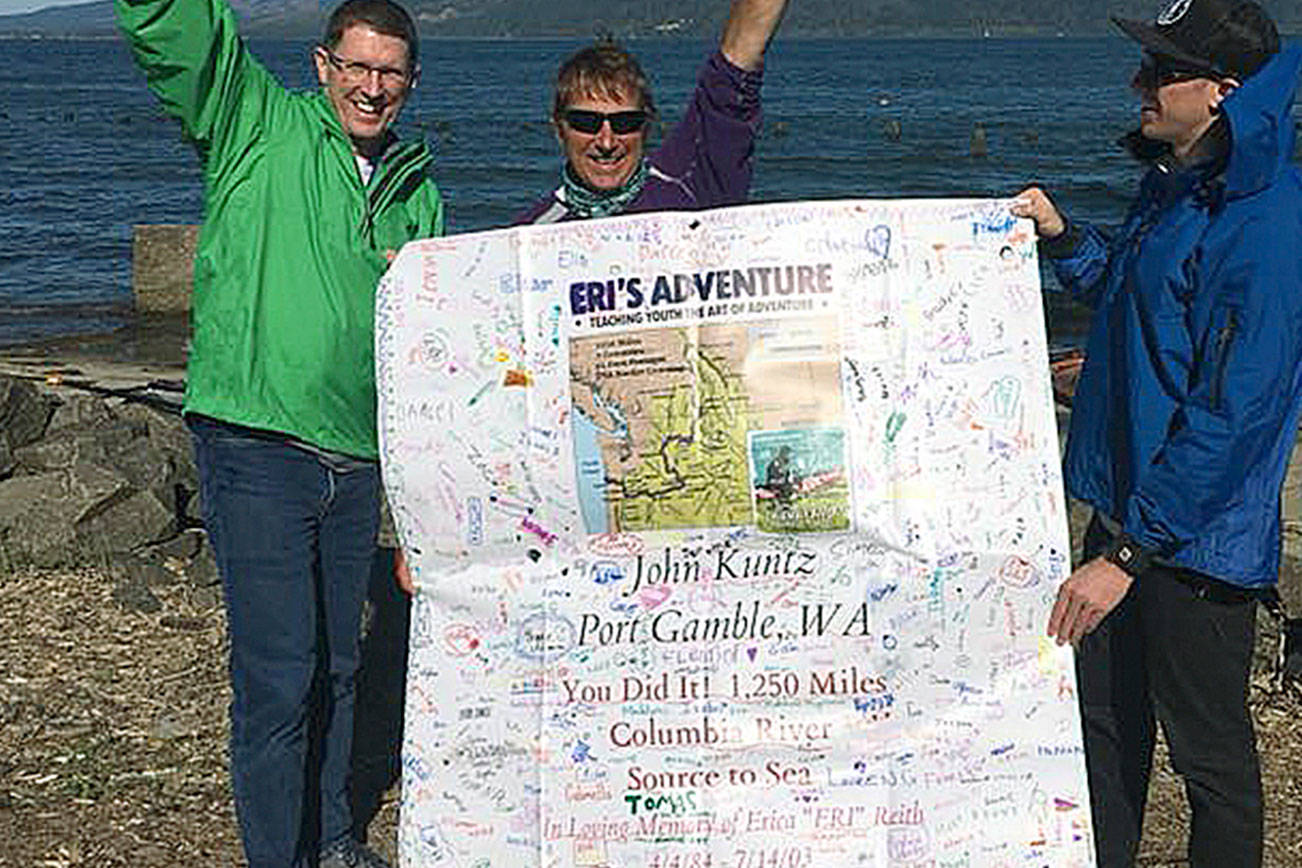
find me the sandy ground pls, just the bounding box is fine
[0,565,1298,867]
[0,567,401,868]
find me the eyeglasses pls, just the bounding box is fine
[320,48,411,88]
[1134,56,1216,90]
[562,109,648,135]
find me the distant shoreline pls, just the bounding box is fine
[0,30,1150,40]
[5,0,1301,42]
[8,29,1302,40]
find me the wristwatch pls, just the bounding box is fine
[1102,534,1154,577]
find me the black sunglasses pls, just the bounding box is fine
[1135,56,1217,90]
[562,109,648,135]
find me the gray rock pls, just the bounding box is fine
[117,405,197,517]
[108,551,179,589]
[186,583,223,611]
[1282,436,1302,523]
[148,528,204,562]
[12,431,79,472]
[111,576,162,614]
[0,377,52,449]
[150,713,192,740]
[133,224,198,314]
[1279,550,1302,614]
[152,415,198,508]
[13,424,140,474]
[183,486,205,525]
[116,402,172,431]
[0,465,129,566]
[14,429,103,473]
[116,405,184,453]
[0,390,203,567]
[78,488,175,555]
[66,462,133,517]
[103,403,150,437]
[102,436,173,500]
[184,540,220,588]
[142,559,179,587]
[46,395,117,433]
[18,416,188,522]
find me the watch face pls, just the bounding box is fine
[1157,0,1194,26]
[1106,538,1149,576]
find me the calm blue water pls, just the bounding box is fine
[1,35,1282,345]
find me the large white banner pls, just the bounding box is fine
[377,200,1094,868]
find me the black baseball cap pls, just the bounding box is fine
[1112,0,1280,80]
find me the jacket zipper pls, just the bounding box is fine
[1210,308,1238,410]
[360,143,432,241]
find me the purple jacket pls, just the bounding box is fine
[514,51,763,225]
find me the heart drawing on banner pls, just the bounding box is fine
[864,224,891,260]
[638,585,672,609]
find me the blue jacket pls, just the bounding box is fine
[1049,46,1302,588]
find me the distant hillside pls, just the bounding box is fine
[0,0,114,35]
[4,0,1302,39]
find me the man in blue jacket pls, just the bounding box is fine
[1013,0,1302,864]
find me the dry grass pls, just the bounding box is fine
[0,565,1297,866]
[1137,622,1302,867]
[0,566,399,867]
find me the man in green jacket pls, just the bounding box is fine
[116,0,443,863]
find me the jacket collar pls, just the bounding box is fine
[1119,121,1227,175]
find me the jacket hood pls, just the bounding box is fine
[1220,43,1302,196]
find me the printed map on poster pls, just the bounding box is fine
[376,199,1095,868]
[570,317,844,533]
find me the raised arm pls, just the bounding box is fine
[719,0,791,72]
[116,0,277,156]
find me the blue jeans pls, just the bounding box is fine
[189,415,380,868]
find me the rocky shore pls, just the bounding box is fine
[0,325,409,867]
[0,370,219,615]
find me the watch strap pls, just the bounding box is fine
[1103,534,1154,577]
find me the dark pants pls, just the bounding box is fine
[1078,518,1262,868]
[190,416,380,868]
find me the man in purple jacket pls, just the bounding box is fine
[514,0,791,225]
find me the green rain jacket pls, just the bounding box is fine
[117,0,444,458]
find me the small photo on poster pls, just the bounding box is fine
[749,428,850,533]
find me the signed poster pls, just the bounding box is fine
[376,200,1094,867]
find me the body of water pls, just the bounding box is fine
[1,34,1278,345]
